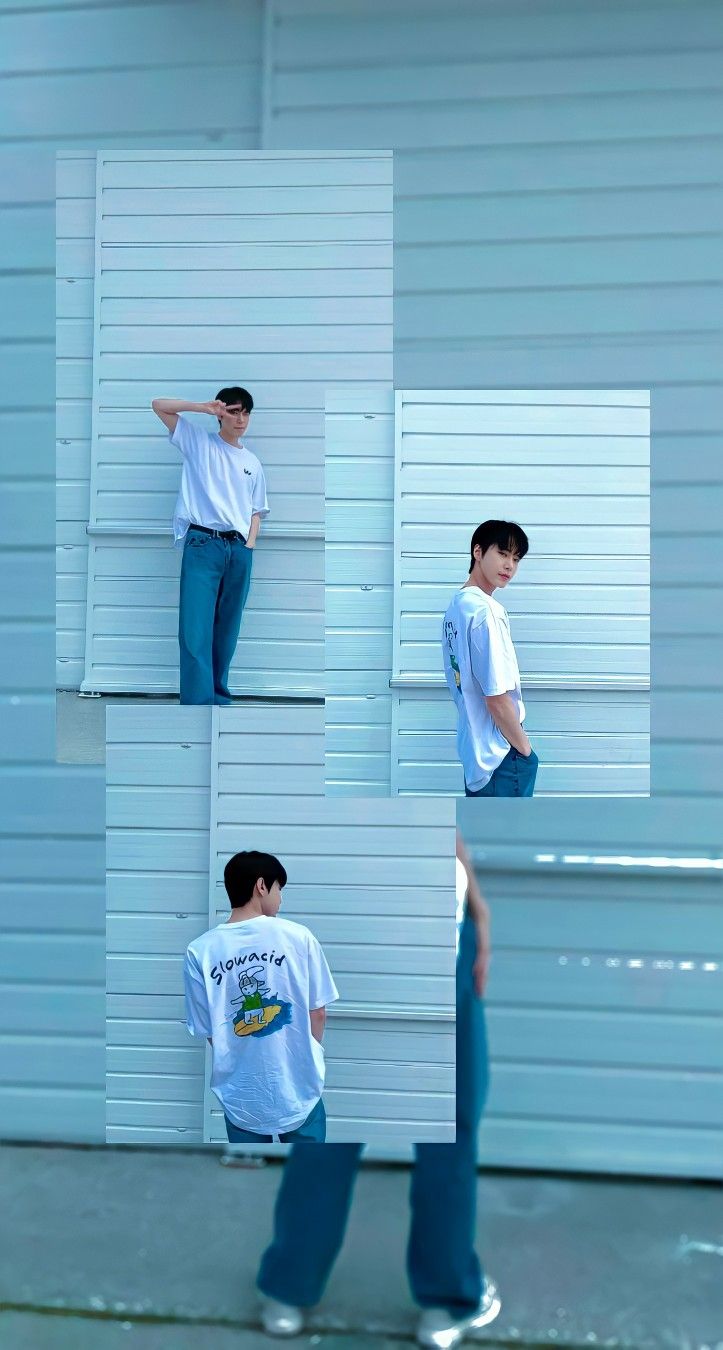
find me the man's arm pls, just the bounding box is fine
[245,512,262,549]
[484,692,532,756]
[151,397,228,434]
[456,831,491,997]
[310,1006,326,1043]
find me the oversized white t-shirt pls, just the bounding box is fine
[184,914,339,1134]
[442,586,525,792]
[170,414,269,546]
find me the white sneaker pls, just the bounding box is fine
[259,1295,304,1337]
[416,1278,501,1348]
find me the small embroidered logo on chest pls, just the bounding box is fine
[243,467,252,476]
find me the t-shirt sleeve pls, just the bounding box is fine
[251,462,270,518]
[469,612,515,697]
[307,934,340,1009]
[184,948,212,1038]
[170,413,206,461]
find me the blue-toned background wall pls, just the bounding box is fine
[2,0,721,1161]
[2,0,264,1142]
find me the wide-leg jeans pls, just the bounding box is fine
[257,908,489,1318]
[178,529,253,704]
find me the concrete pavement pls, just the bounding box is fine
[0,1143,721,1349]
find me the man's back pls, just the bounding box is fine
[184,914,338,1133]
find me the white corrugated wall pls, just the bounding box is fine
[106,705,457,1146]
[60,148,391,695]
[327,388,651,795]
[55,1,265,692]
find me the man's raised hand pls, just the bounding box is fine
[201,399,228,418]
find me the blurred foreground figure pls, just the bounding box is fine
[254,831,501,1348]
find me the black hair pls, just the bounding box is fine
[468,520,529,573]
[215,386,254,424]
[223,850,287,908]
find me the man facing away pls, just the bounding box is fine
[442,520,539,797]
[252,830,500,1348]
[151,388,269,705]
[183,850,339,1144]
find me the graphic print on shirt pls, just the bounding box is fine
[229,965,292,1039]
[444,618,461,688]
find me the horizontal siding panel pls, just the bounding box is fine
[81,150,391,693]
[107,706,456,1146]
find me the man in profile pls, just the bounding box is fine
[442,520,538,797]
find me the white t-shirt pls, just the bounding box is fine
[170,414,269,546]
[184,914,339,1134]
[455,856,467,956]
[442,586,525,792]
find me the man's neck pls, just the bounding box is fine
[218,430,242,447]
[463,573,495,597]
[226,899,265,924]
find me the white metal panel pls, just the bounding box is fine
[325,389,651,795]
[392,389,650,795]
[53,1,264,690]
[265,0,723,802]
[457,798,723,1180]
[81,150,392,695]
[325,386,395,794]
[106,704,457,1146]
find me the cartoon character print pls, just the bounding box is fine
[229,965,292,1040]
[444,619,462,688]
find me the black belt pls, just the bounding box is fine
[187,523,246,542]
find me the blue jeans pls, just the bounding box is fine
[257,909,489,1318]
[178,528,253,704]
[225,1097,326,1144]
[465,746,538,797]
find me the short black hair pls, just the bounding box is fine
[215,385,253,415]
[469,520,529,573]
[223,850,287,908]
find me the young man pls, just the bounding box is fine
[183,850,339,1144]
[151,388,269,705]
[442,520,539,798]
[253,831,500,1348]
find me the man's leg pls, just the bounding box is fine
[178,535,224,704]
[257,1144,363,1307]
[279,1097,326,1143]
[212,538,253,703]
[464,778,494,797]
[407,907,490,1318]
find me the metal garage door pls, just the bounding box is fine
[458,797,723,1179]
[77,149,392,695]
[106,705,457,1146]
